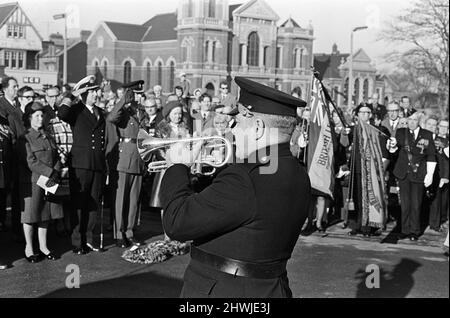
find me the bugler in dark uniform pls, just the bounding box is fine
[58,77,107,254]
[107,80,145,247]
[161,77,311,298]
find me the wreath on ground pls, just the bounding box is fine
[122,240,190,264]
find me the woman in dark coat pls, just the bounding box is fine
[19,102,63,262]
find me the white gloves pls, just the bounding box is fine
[439,178,449,188]
[424,161,437,188]
[387,137,398,153]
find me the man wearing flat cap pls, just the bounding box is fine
[57,77,107,254]
[160,77,311,298]
[107,80,145,247]
[388,111,436,241]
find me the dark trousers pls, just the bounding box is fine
[429,185,449,230]
[70,168,103,246]
[115,172,142,239]
[0,188,6,225]
[399,178,424,236]
[10,178,22,236]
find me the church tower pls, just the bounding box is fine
[176,0,231,95]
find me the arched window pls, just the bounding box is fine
[208,0,215,18]
[157,61,163,86]
[263,46,269,67]
[102,61,107,80]
[94,61,100,74]
[293,48,298,68]
[146,62,151,89]
[187,0,193,17]
[363,79,369,101]
[123,61,131,84]
[354,78,360,105]
[299,48,304,68]
[212,41,217,63]
[247,32,259,66]
[204,40,209,62]
[344,78,349,104]
[169,61,175,91]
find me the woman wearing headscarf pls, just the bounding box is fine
[18,102,63,262]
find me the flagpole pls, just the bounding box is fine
[311,68,350,129]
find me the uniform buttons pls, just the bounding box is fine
[92,146,95,149]
[130,122,134,126]
[92,134,94,137]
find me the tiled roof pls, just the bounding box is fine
[0,2,17,28]
[104,21,148,42]
[280,17,300,28]
[229,4,242,21]
[314,53,349,80]
[141,12,177,42]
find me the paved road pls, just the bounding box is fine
[0,210,448,298]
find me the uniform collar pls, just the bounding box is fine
[28,127,46,138]
[244,142,291,164]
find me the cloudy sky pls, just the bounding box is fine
[13,0,414,71]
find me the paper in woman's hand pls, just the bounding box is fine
[37,175,59,194]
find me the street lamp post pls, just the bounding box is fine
[53,13,67,85]
[348,26,368,109]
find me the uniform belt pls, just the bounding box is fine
[190,246,287,279]
[120,138,137,144]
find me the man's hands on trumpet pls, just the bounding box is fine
[166,141,204,168]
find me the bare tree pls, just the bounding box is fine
[379,0,449,115]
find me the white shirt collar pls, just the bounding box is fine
[5,96,15,107]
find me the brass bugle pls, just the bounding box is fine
[137,129,232,174]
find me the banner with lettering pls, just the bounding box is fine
[307,76,335,199]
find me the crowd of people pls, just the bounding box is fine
[0,72,448,271]
[0,73,239,269]
[292,92,449,246]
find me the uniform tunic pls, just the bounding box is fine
[161,143,311,298]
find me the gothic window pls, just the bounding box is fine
[299,48,304,69]
[123,61,131,84]
[344,78,349,103]
[169,61,175,91]
[247,32,259,67]
[97,36,104,48]
[239,44,244,66]
[157,61,163,85]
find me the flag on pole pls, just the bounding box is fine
[307,76,335,199]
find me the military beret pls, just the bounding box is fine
[163,100,183,119]
[122,80,145,93]
[229,77,307,117]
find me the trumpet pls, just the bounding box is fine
[137,129,232,175]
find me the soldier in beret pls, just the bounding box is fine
[160,77,311,298]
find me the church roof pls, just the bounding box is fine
[141,12,177,42]
[280,17,300,28]
[103,21,148,42]
[229,3,242,21]
[314,52,349,80]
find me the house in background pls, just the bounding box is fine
[39,30,90,86]
[0,2,57,89]
[314,44,387,107]
[87,0,314,98]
